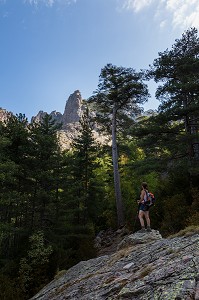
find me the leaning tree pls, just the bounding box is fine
[89,64,149,228]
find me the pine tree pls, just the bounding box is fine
[28,114,62,230]
[89,64,149,227]
[148,28,199,161]
[0,113,32,259]
[71,107,100,225]
[58,107,99,267]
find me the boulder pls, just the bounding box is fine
[30,230,199,300]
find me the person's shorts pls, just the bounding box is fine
[139,203,149,211]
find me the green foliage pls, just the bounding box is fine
[18,231,53,297]
[185,187,199,226]
[89,63,149,228]
[0,274,23,300]
[0,113,66,298]
[168,225,199,238]
[93,153,118,229]
[160,194,190,236]
[67,108,101,226]
[28,231,53,264]
[128,28,199,236]
[186,212,199,226]
[148,27,199,161]
[89,63,149,136]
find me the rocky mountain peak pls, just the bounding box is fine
[31,110,63,125]
[0,91,106,149]
[31,90,83,130]
[62,90,83,129]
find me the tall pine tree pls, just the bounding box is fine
[89,64,149,227]
[149,28,199,162]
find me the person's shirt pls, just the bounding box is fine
[140,188,148,204]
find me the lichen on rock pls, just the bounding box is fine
[30,228,199,300]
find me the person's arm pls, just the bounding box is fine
[140,189,145,203]
[137,189,144,204]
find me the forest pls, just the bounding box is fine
[0,28,199,299]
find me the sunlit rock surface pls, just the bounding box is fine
[31,90,83,129]
[30,229,199,300]
[62,90,83,129]
[0,108,12,122]
[30,90,108,150]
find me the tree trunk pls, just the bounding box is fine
[189,114,199,159]
[183,96,199,159]
[183,96,193,158]
[111,106,125,228]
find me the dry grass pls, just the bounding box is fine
[168,225,199,239]
[108,247,133,267]
[54,270,67,280]
[138,265,153,279]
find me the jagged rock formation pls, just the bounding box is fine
[30,228,199,300]
[31,90,83,130]
[62,90,83,129]
[0,91,108,150]
[31,90,88,149]
[0,108,12,122]
[31,110,63,125]
[1,91,154,150]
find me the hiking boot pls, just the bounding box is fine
[147,226,152,232]
[139,228,146,233]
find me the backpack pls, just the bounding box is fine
[144,190,155,207]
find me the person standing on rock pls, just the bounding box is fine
[137,182,152,232]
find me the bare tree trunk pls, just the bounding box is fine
[189,114,199,159]
[183,97,193,158]
[183,96,199,159]
[111,106,125,228]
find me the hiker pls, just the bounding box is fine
[137,182,152,232]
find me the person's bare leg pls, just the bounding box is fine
[144,211,150,227]
[144,211,152,231]
[138,210,145,230]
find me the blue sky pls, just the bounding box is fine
[1,0,199,120]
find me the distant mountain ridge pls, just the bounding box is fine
[1,90,156,128]
[0,91,156,150]
[0,91,87,149]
